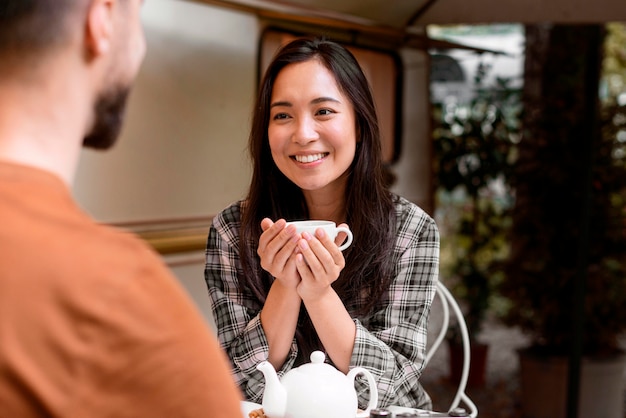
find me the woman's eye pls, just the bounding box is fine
[272,112,290,120]
[317,108,334,116]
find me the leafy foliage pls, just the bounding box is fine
[602,23,626,100]
[433,62,521,339]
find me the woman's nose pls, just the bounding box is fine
[292,116,319,144]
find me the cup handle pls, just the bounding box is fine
[335,227,353,251]
[347,367,378,417]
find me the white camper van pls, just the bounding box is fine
[72,0,618,325]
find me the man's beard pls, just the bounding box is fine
[82,86,130,150]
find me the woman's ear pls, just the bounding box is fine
[84,0,115,57]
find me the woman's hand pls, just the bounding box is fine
[257,218,302,289]
[294,224,348,302]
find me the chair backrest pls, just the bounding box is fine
[424,280,479,417]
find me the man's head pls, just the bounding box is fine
[81,0,146,149]
[0,0,146,150]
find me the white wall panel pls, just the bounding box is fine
[391,48,434,215]
[74,0,259,223]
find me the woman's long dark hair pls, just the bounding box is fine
[240,37,396,360]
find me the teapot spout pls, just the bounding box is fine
[257,360,287,418]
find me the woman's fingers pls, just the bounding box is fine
[314,229,346,270]
[258,219,301,278]
[260,217,274,232]
[258,219,286,256]
[296,230,344,279]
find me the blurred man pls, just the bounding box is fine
[0,1,243,416]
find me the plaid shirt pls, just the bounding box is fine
[205,195,439,409]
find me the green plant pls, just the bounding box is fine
[433,62,521,340]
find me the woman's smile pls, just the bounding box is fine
[292,152,329,164]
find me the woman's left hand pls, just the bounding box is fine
[294,224,348,302]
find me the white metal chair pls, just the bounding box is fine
[424,280,479,417]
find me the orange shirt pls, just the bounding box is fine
[0,161,242,417]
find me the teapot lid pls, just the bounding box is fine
[309,351,326,364]
[293,351,339,377]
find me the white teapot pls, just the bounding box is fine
[256,350,378,418]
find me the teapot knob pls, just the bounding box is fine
[310,351,325,364]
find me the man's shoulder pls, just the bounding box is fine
[71,220,168,274]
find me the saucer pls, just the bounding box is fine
[241,401,262,417]
[240,401,422,417]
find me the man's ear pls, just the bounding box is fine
[85,0,115,58]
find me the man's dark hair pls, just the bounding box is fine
[0,0,79,58]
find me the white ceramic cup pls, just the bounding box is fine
[286,220,353,251]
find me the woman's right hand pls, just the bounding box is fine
[257,218,302,289]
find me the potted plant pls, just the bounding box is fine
[498,23,626,418]
[432,61,521,387]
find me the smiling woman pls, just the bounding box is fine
[205,36,440,412]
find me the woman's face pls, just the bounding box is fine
[268,59,357,197]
